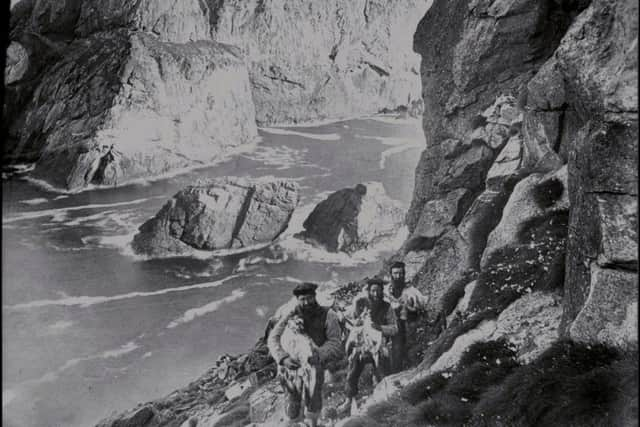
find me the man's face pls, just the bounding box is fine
[390,267,405,286]
[297,294,317,313]
[368,284,384,302]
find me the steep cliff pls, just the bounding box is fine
[5,0,257,191]
[5,0,430,191]
[207,0,431,125]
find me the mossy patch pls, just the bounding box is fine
[468,340,631,427]
[531,177,564,209]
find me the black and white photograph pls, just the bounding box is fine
[2,0,638,426]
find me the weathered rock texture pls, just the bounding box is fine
[208,0,431,125]
[6,0,258,191]
[5,0,432,191]
[297,182,405,253]
[132,178,299,257]
[406,0,637,352]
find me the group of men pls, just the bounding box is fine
[267,262,427,427]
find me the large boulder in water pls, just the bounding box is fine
[132,178,299,257]
[297,182,404,253]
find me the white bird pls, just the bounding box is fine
[279,315,319,400]
[344,308,383,368]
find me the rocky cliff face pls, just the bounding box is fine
[406,0,637,350]
[207,0,431,125]
[5,0,430,191]
[6,0,258,192]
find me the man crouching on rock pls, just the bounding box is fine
[268,282,344,427]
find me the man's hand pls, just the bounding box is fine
[281,356,300,370]
[371,322,382,331]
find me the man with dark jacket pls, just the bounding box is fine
[338,277,398,415]
[267,282,343,427]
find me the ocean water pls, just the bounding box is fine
[1,117,424,427]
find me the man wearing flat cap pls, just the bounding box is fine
[268,282,343,427]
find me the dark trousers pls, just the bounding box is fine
[345,349,390,398]
[279,368,324,419]
[390,321,408,374]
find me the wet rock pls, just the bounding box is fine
[19,31,257,191]
[569,264,638,351]
[298,182,404,253]
[132,178,299,257]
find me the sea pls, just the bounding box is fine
[1,116,424,427]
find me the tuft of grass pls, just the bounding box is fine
[409,393,472,426]
[400,372,451,405]
[532,177,564,209]
[471,114,488,129]
[468,340,624,427]
[419,310,500,370]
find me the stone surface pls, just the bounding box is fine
[132,178,299,257]
[412,228,473,318]
[248,381,286,425]
[410,188,473,245]
[596,194,638,269]
[5,41,29,84]
[298,182,404,253]
[486,134,523,189]
[209,0,431,125]
[481,166,568,267]
[490,291,563,364]
[15,31,257,191]
[569,264,638,351]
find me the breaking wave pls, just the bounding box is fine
[167,289,247,329]
[4,275,240,310]
[259,127,341,141]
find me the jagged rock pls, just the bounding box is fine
[490,291,563,364]
[95,405,156,427]
[481,166,569,267]
[297,182,404,253]
[248,381,286,425]
[132,178,299,257]
[22,0,211,42]
[486,134,523,189]
[209,0,430,124]
[411,229,473,318]
[408,188,473,249]
[14,31,257,191]
[569,264,638,351]
[407,0,579,230]
[5,41,29,84]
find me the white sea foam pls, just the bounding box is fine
[353,135,424,169]
[255,306,269,318]
[259,127,341,141]
[4,275,239,310]
[47,321,73,333]
[19,198,49,206]
[2,197,159,224]
[167,289,246,329]
[365,115,422,126]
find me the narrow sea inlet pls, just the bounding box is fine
[2,116,423,427]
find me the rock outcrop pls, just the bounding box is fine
[297,182,405,253]
[5,0,258,192]
[132,178,299,257]
[208,0,431,125]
